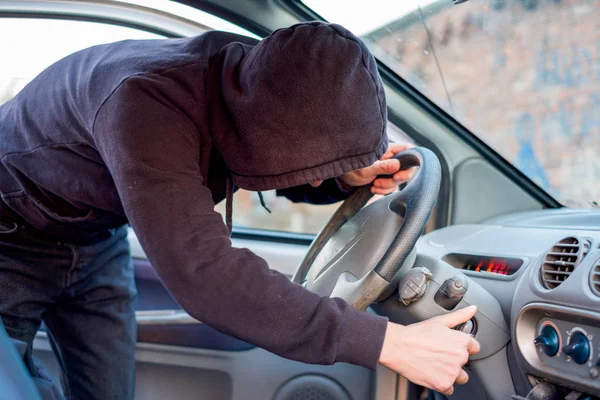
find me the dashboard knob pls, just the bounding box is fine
[434,275,468,310]
[562,331,590,365]
[455,318,477,336]
[534,325,560,357]
[398,267,432,306]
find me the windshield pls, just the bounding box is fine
[304,0,599,208]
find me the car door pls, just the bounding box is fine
[0,2,418,399]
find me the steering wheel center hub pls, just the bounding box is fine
[304,195,405,297]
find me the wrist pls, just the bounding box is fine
[379,322,406,366]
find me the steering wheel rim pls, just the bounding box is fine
[292,147,442,310]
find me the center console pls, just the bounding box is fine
[515,303,600,394]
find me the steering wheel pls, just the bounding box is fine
[292,147,441,310]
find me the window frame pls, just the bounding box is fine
[0,1,209,37]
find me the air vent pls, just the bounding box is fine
[541,237,590,289]
[590,259,600,296]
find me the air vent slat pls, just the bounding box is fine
[590,258,600,297]
[547,252,578,257]
[543,261,576,267]
[540,237,588,290]
[541,269,572,276]
[543,279,566,285]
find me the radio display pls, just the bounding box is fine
[442,253,523,276]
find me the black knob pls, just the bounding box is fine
[434,275,468,310]
[455,318,477,336]
[534,325,560,357]
[562,331,590,365]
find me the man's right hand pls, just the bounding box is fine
[378,305,481,396]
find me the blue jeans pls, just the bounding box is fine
[0,221,137,400]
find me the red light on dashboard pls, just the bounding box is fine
[475,261,483,272]
[443,254,524,276]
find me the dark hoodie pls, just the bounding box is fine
[0,22,389,369]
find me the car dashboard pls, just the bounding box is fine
[416,208,600,397]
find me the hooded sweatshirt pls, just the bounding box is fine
[0,22,389,369]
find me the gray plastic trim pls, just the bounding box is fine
[451,158,543,225]
[465,347,516,400]
[514,303,600,395]
[485,209,600,231]
[135,310,201,325]
[33,332,374,400]
[373,254,510,361]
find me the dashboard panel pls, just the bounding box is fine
[416,209,600,397]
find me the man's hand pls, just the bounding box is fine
[379,306,481,396]
[338,143,415,195]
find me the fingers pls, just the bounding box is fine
[371,177,400,195]
[440,368,468,396]
[434,305,477,328]
[440,367,469,395]
[371,186,395,195]
[374,159,400,175]
[369,157,413,196]
[441,385,454,396]
[467,337,481,355]
[381,142,415,160]
[393,169,414,182]
[456,369,469,385]
[373,177,399,190]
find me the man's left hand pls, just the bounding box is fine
[339,143,415,195]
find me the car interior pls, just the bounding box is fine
[1,0,599,399]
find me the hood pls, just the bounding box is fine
[207,21,388,191]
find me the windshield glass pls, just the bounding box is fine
[304,0,599,208]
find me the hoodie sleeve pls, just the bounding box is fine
[276,178,352,205]
[93,81,388,370]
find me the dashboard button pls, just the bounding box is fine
[455,318,476,335]
[562,331,590,365]
[534,325,560,357]
[398,267,432,306]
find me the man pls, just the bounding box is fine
[0,22,479,399]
